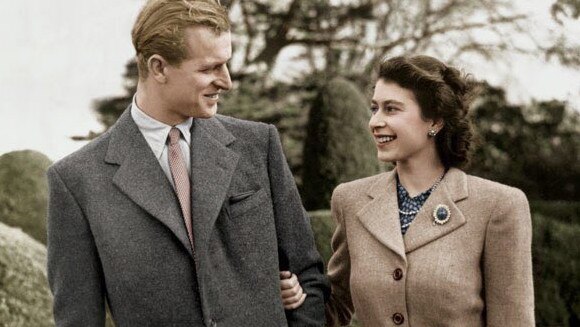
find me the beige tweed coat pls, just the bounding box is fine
[325,168,534,327]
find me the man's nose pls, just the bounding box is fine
[215,65,232,91]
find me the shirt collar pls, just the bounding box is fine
[130,95,193,160]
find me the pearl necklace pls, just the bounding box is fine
[398,171,446,216]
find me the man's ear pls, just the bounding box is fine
[147,54,168,83]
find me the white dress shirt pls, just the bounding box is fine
[130,96,192,188]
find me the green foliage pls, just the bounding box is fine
[531,201,580,224]
[0,150,52,244]
[533,211,580,326]
[302,77,379,210]
[219,75,313,181]
[309,210,335,266]
[0,222,53,326]
[309,210,360,327]
[468,84,580,201]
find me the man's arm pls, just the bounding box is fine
[266,124,330,326]
[47,166,106,326]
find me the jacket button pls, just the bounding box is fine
[393,268,403,281]
[392,312,405,325]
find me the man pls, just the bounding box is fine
[46,0,328,325]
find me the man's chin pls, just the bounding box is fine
[190,106,217,119]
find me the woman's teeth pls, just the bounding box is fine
[378,136,395,143]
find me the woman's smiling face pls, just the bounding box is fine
[368,79,440,165]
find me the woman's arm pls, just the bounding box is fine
[325,186,355,327]
[483,187,535,326]
[280,271,307,309]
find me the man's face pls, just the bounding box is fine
[162,26,232,119]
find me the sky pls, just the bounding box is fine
[0,0,579,162]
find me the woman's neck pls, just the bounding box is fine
[396,157,446,197]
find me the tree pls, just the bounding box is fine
[79,0,578,189]
[229,0,535,80]
[72,60,138,141]
[84,0,543,134]
[552,0,580,22]
[302,77,380,210]
[468,83,580,201]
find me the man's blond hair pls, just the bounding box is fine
[132,0,230,79]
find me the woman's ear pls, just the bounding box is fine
[147,54,168,84]
[432,119,444,133]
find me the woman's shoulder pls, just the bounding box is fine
[335,171,390,192]
[464,172,528,205]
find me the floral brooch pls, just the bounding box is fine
[433,204,450,225]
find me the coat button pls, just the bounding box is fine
[393,268,403,281]
[392,313,405,325]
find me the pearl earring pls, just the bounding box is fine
[428,129,437,137]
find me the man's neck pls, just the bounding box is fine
[135,83,187,126]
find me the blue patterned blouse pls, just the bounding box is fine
[396,177,434,235]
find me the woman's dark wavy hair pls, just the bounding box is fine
[377,55,479,168]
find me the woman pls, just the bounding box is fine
[281,55,534,326]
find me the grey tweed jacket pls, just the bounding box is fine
[46,108,328,327]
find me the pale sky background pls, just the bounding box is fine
[0,0,579,162]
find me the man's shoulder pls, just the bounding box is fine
[214,114,269,130]
[50,129,112,175]
[213,114,272,141]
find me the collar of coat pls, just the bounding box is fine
[103,107,240,259]
[357,167,469,261]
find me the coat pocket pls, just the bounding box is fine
[227,188,267,218]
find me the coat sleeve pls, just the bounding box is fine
[483,187,535,326]
[46,165,106,326]
[325,185,355,326]
[266,124,330,326]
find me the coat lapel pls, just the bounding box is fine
[356,171,406,261]
[189,116,239,253]
[403,168,468,253]
[105,109,193,257]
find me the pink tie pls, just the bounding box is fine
[168,127,194,250]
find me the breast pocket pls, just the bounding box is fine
[227,188,268,218]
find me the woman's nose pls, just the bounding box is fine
[369,113,386,131]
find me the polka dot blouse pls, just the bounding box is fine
[396,177,434,235]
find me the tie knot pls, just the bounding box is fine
[168,127,181,145]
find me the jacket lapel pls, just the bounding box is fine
[403,168,468,253]
[105,109,193,257]
[189,116,239,253]
[356,171,407,261]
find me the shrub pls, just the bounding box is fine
[309,210,335,266]
[533,212,580,326]
[0,150,52,244]
[0,222,53,326]
[302,77,379,210]
[531,201,579,224]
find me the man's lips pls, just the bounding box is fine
[203,92,220,100]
